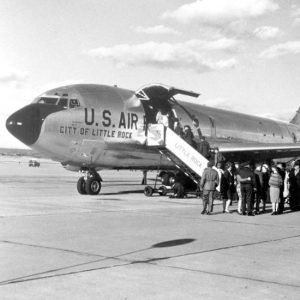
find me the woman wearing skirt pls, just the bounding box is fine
[269,166,283,215]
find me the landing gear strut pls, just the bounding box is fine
[77,169,102,195]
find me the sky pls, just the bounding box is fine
[0,0,299,148]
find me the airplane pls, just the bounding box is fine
[6,83,300,195]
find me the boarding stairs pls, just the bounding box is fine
[158,148,200,184]
[147,124,210,183]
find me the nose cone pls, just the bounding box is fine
[6,103,63,146]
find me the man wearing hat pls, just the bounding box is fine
[289,160,300,210]
[200,161,219,214]
[237,162,257,216]
[276,162,286,214]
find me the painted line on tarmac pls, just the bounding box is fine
[159,263,300,289]
[0,262,133,286]
[0,257,116,286]
[0,240,107,258]
[164,233,300,259]
[0,234,299,287]
[0,241,153,285]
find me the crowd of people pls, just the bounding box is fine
[155,111,300,215]
[200,159,300,216]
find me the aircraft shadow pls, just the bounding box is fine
[95,198,123,201]
[0,238,197,285]
[103,183,143,187]
[104,178,156,183]
[98,190,145,196]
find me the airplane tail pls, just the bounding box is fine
[290,107,300,126]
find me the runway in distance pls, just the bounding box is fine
[6,83,300,195]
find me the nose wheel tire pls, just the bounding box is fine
[85,178,101,195]
[77,177,87,194]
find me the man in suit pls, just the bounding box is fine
[276,162,286,214]
[200,161,219,215]
[237,162,257,216]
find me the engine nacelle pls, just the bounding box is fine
[61,163,81,172]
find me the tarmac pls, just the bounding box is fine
[0,157,299,299]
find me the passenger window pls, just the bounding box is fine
[58,98,68,108]
[69,99,80,108]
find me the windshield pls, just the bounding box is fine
[38,97,59,105]
[57,98,68,108]
[36,96,80,109]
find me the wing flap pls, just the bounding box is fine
[215,142,300,162]
[218,143,300,153]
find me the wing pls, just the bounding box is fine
[217,142,300,162]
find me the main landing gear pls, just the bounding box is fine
[77,169,102,195]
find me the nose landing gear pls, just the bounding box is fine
[77,169,102,195]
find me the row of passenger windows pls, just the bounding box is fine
[37,97,80,109]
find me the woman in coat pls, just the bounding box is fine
[222,162,235,213]
[269,166,283,215]
[183,125,196,148]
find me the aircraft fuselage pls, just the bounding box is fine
[6,84,300,170]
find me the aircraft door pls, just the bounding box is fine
[135,84,201,138]
[136,86,175,133]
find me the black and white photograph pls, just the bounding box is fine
[0,0,300,299]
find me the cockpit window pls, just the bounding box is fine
[69,99,80,108]
[36,96,80,109]
[58,98,68,108]
[38,97,59,105]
